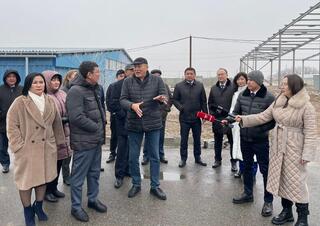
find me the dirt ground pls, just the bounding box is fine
[106,85,320,139]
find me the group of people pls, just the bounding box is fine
[0,57,317,226]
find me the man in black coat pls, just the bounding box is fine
[208,68,236,171]
[228,70,275,217]
[173,67,208,168]
[66,61,107,222]
[0,70,23,173]
[109,68,132,189]
[120,57,168,200]
[105,69,125,163]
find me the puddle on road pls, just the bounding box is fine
[141,172,186,181]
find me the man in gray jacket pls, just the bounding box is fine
[120,57,168,200]
[66,61,107,222]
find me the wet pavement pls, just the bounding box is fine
[0,145,319,226]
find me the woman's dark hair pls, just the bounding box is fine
[273,73,304,108]
[233,72,248,91]
[22,72,47,96]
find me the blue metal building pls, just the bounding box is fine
[0,48,132,91]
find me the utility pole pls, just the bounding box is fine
[189,35,192,67]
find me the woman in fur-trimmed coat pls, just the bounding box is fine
[237,74,317,226]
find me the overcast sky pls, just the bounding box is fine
[1,0,319,77]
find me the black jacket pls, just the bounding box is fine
[120,72,167,132]
[230,84,275,142]
[66,75,106,151]
[208,79,234,119]
[0,70,23,133]
[109,79,128,135]
[161,83,173,120]
[173,80,208,123]
[106,82,116,113]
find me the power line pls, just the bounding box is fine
[127,37,189,52]
[193,36,263,44]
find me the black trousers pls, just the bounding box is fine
[241,139,273,203]
[109,114,118,156]
[180,120,202,161]
[46,159,63,193]
[213,125,234,162]
[115,134,130,179]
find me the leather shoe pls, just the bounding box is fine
[271,208,294,225]
[71,208,89,222]
[160,157,168,164]
[141,158,149,165]
[52,189,65,198]
[2,165,9,173]
[128,185,141,198]
[114,178,123,189]
[150,187,167,200]
[195,159,207,166]
[231,161,238,172]
[106,155,116,163]
[178,160,186,168]
[261,202,273,217]
[44,193,58,202]
[212,160,221,168]
[88,200,107,213]
[232,192,254,204]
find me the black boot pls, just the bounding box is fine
[32,200,48,221]
[295,203,309,226]
[23,205,35,226]
[271,208,294,225]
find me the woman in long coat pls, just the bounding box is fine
[6,72,65,226]
[236,74,317,226]
[43,70,72,202]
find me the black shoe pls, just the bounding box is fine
[88,200,107,213]
[128,185,141,198]
[32,201,48,221]
[271,208,294,225]
[261,202,273,217]
[44,193,58,202]
[178,160,186,168]
[106,155,116,163]
[52,189,65,198]
[23,205,35,226]
[195,159,207,166]
[63,178,71,186]
[100,168,105,172]
[234,170,242,178]
[160,157,168,164]
[2,165,9,173]
[150,187,167,200]
[141,158,149,165]
[232,192,254,204]
[231,161,238,172]
[114,178,123,189]
[212,160,221,168]
[295,203,309,226]
[71,208,89,222]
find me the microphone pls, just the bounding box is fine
[196,112,233,128]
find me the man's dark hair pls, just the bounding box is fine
[184,67,196,75]
[233,72,248,91]
[79,61,99,78]
[218,68,228,74]
[22,72,47,96]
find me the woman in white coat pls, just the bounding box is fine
[230,72,258,178]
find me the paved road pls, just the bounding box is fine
[0,145,319,226]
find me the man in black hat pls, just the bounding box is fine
[142,69,172,165]
[106,69,126,163]
[0,70,23,173]
[120,57,168,200]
